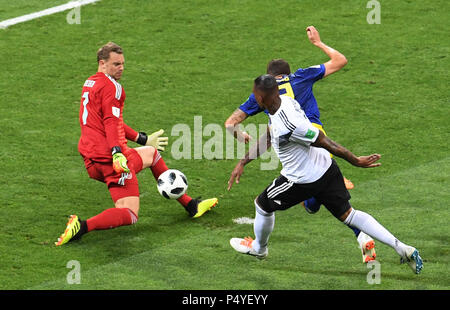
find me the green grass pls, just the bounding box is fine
[0,0,449,290]
[0,0,69,21]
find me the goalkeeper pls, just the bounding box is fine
[55,42,218,246]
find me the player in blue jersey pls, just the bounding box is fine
[235,61,326,130]
[225,26,376,263]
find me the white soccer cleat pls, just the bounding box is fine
[400,246,423,274]
[357,232,377,263]
[230,237,268,259]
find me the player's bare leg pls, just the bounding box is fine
[135,146,218,218]
[134,146,155,169]
[115,196,140,217]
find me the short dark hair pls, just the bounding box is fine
[267,59,291,76]
[97,42,123,63]
[254,74,278,94]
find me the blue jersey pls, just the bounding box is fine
[239,64,325,125]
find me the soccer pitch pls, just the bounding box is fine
[0,0,449,291]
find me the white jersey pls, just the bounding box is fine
[268,95,332,184]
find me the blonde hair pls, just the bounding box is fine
[97,42,123,63]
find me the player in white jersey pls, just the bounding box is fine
[268,95,332,184]
[229,75,423,274]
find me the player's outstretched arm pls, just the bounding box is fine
[225,108,252,144]
[306,26,348,78]
[132,129,169,151]
[227,128,271,190]
[312,131,381,168]
[124,123,139,142]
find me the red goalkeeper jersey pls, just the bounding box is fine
[78,72,137,162]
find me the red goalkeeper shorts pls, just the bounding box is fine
[83,148,144,202]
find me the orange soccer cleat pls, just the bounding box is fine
[344,177,354,190]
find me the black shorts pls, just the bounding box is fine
[256,160,351,219]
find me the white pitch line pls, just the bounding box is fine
[0,0,101,29]
[233,217,255,225]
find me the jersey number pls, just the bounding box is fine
[82,91,89,125]
[278,78,295,99]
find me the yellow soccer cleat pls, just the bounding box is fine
[188,198,218,218]
[55,215,84,246]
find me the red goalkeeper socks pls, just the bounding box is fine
[150,150,167,180]
[150,150,193,208]
[86,207,138,232]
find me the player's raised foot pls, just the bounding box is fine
[187,197,218,218]
[230,237,268,259]
[400,246,423,274]
[357,232,376,263]
[344,177,354,190]
[301,197,321,214]
[55,215,86,246]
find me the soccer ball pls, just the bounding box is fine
[157,169,188,199]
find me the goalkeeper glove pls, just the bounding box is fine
[136,129,168,151]
[112,146,130,174]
